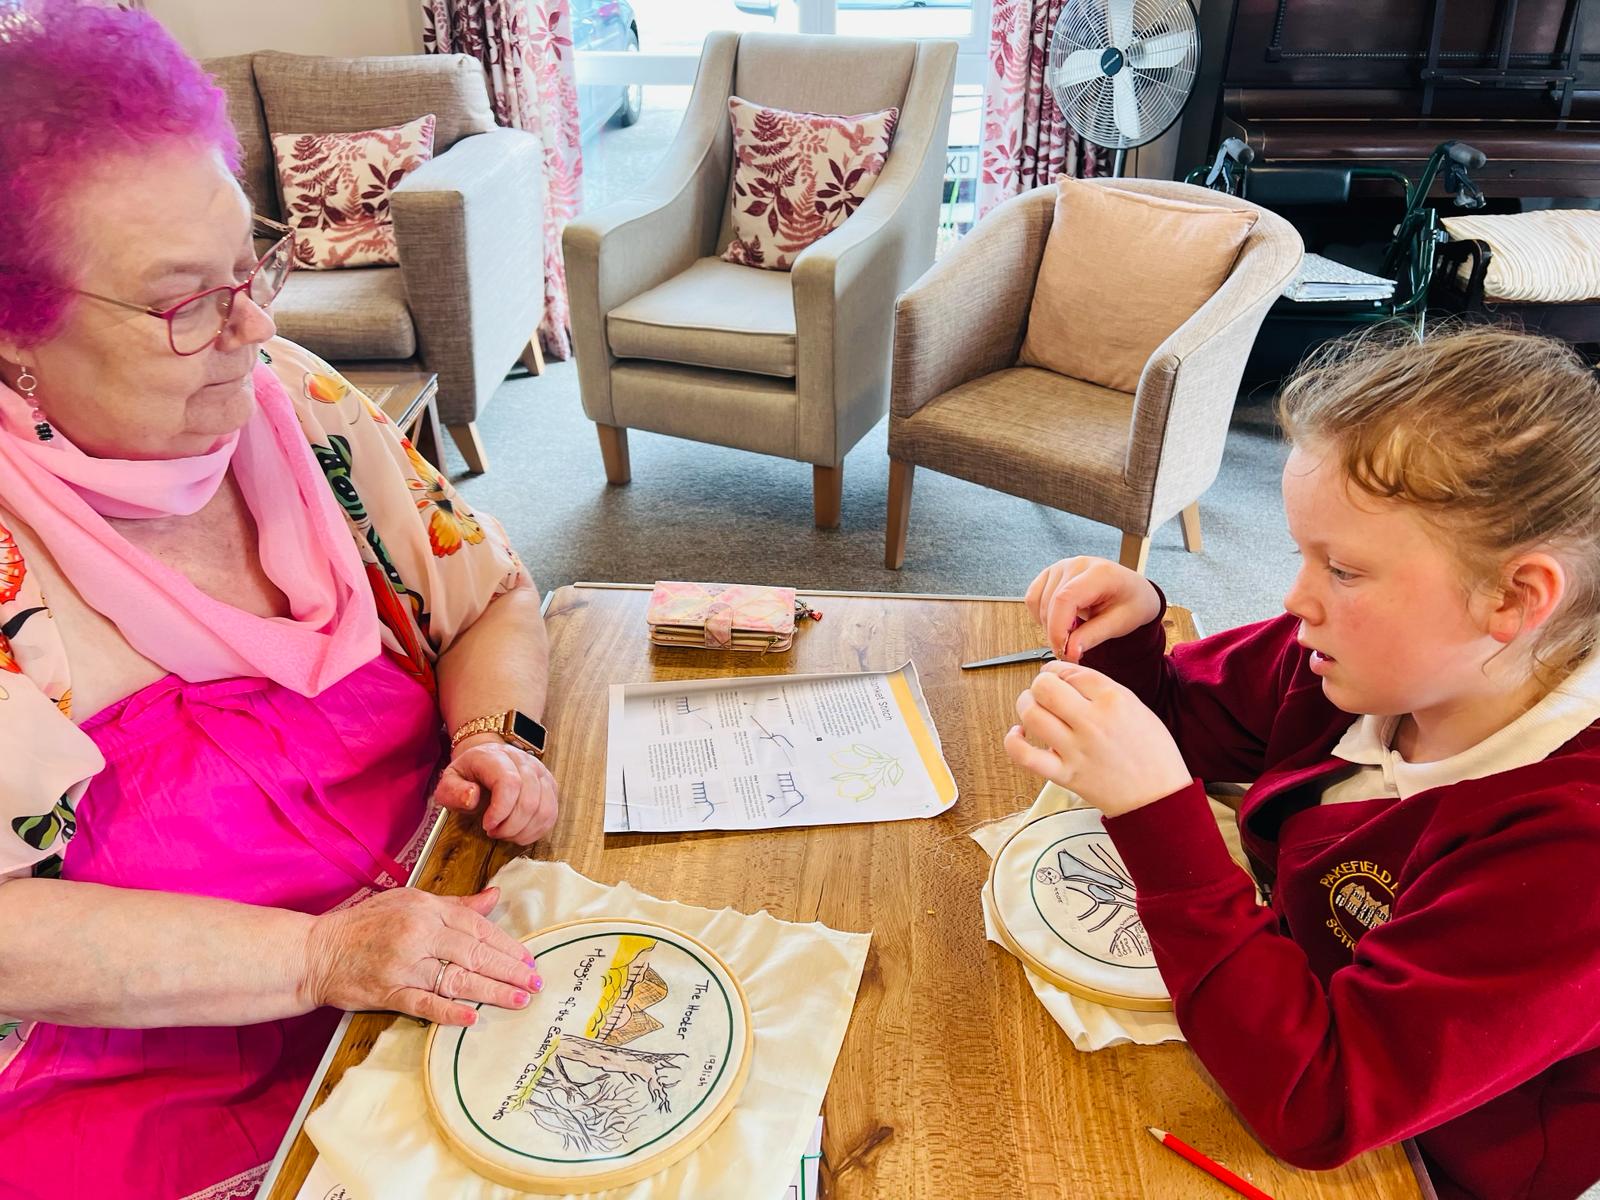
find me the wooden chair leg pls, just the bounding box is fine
[596,424,631,484]
[1179,501,1204,554]
[518,336,546,377]
[446,422,489,474]
[813,463,843,529]
[1119,531,1151,575]
[885,459,914,568]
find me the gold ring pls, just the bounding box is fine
[432,957,451,998]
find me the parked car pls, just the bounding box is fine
[573,0,642,143]
[735,0,969,13]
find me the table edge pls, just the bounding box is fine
[257,590,554,1198]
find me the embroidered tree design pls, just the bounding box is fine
[523,1035,689,1153]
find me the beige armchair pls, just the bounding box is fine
[563,31,957,527]
[885,179,1303,572]
[206,51,547,473]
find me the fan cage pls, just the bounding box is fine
[1048,0,1200,152]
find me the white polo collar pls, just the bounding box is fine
[1330,649,1600,800]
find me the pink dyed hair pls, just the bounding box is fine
[0,0,241,347]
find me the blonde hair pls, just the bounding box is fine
[1276,322,1600,681]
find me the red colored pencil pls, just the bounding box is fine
[1147,1127,1276,1200]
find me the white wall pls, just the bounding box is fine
[145,0,426,60]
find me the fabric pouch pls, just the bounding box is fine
[646,581,798,652]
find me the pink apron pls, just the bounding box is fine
[0,652,441,1200]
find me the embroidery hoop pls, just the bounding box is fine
[423,918,754,1194]
[987,808,1173,1012]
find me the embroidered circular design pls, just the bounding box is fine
[423,919,753,1193]
[988,808,1171,1011]
[1320,861,1396,950]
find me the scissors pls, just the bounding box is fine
[961,646,1057,670]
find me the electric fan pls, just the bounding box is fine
[1046,0,1201,177]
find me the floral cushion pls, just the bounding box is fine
[271,114,437,270]
[722,97,899,272]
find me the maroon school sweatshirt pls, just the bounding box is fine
[1081,600,1600,1200]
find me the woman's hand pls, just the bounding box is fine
[432,736,559,845]
[1004,661,1191,818]
[1024,556,1162,662]
[301,886,541,1026]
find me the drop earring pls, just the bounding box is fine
[16,368,51,442]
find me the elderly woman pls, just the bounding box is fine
[0,4,559,1196]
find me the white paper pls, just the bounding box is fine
[782,1117,824,1200]
[605,661,957,832]
[1283,252,1396,302]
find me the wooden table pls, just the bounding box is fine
[339,361,443,469]
[263,585,1427,1200]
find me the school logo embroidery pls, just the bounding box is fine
[1319,860,1395,950]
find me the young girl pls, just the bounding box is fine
[1005,326,1600,1200]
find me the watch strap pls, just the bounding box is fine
[450,711,545,758]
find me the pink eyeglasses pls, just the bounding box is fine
[71,215,295,356]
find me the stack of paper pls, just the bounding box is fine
[1284,252,1396,303]
[604,663,959,833]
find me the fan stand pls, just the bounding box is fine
[1111,148,1128,178]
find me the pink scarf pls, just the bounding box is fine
[0,365,380,696]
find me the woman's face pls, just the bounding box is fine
[0,146,276,460]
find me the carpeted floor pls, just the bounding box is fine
[448,360,1297,638]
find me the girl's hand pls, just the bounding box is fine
[1004,661,1191,818]
[1023,556,1162,662]
[301,886,542,1026]
[432,737,559,845]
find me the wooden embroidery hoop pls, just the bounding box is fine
[422,918,755,1194]
[987,810,1173,1013]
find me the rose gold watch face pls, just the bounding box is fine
[507,711,548,758]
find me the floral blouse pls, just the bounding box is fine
[0,335,530,936]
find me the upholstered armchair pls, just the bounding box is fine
[206,51,546,473]
[885,179,1303,572]
[563,31,957,527]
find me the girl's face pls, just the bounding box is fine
[1281,445,1512,719]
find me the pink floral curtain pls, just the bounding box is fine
[422,0,582,359]
[978,0,1107,218]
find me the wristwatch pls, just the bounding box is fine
[449,710,548,759]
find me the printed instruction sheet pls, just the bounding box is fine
[604,662,958,833]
